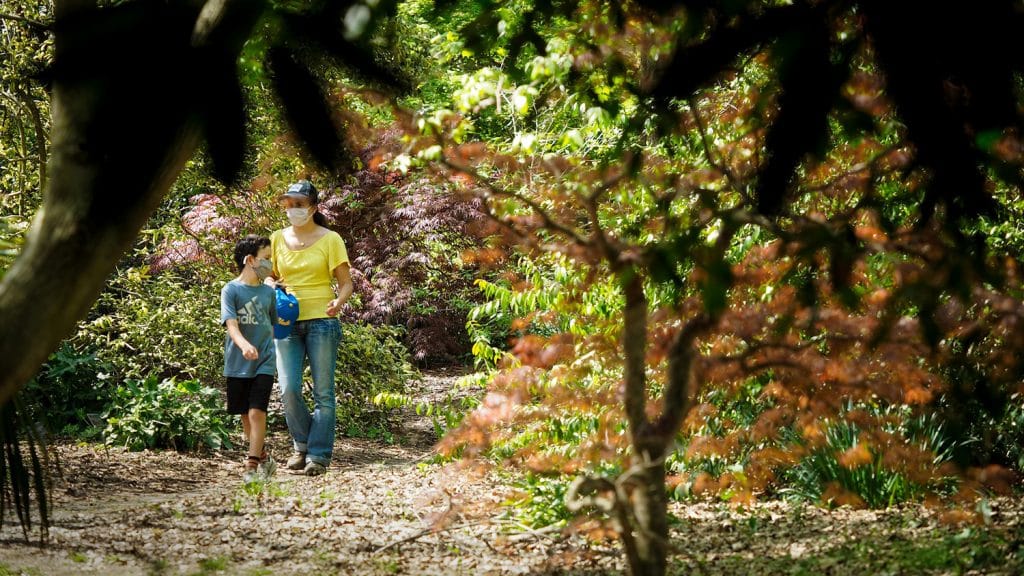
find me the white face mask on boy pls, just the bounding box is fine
[286,207,311,227]
[253,258,274,281]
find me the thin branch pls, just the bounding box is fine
[372,519,492,555]
[565,474,643,575]
[441,155,591,248]
[11,86,46,192]
[506,521,563,542]
[655,312,713,436]
[687,97,754,206]
[0,14,49,30]
[576,163,632,263]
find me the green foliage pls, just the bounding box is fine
[374,373,484,438]
[335,322,417,437]
[22,343,111,437]
[466,253,618,370]
[504,472,571,529]
[102,375,232,452]
[77,266,224,387]
[0,214,29,277]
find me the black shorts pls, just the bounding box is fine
[226,374,274,414]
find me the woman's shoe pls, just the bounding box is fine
[286,451,306,470]
[303,461,326,476]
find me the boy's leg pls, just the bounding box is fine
[304,318,341,469]
[250,375,278,473]
[247,374,274,459]
[226,377,250,446]
[247,408,266,458]
[241,414,252,444]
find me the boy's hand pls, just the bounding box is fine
[241,342,258,360]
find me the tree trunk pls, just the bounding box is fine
[619,269,672,576]
[0,30,199,406]
[0,0,259,406]
[629,452,669,576]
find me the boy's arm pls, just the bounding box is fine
[225,318,258,360]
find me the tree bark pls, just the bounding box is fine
[0,0,261,406]
[619,269,671,576]
[628,455,669,576]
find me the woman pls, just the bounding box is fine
[270,180,353,476]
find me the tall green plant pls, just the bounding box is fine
[0,397,51,542]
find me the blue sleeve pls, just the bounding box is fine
[220,283,237,326]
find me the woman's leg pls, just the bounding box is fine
[276,327,310,454]
[304,318,341,466]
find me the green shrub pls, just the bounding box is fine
[22,342,112,437]
[72,266,418,441]
[667,383,962,508]
[102,376,232,451]
[995,393,1024,470]
[778,407,960,507]
[780,420,916,507]
[374,372,484,439]
[76,267,223,388]
[335,322,417,438]
[505,473,572,528]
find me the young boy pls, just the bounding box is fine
[221,234,278,481]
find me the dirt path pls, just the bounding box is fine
[0,369,607,575]
[2,370,1023,575]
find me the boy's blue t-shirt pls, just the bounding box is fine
[220,280,277,378]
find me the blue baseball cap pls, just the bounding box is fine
[274,287,299,339]
[278,180,318,204]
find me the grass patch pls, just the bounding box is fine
[192,555,230,574]
[0,564,42,576]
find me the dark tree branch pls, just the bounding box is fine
[0,13,48,30]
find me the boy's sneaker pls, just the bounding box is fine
[303,461,327,476]
[286,452,306,470]
[242,456,260,483]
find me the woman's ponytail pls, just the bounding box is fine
[313,210,328,227]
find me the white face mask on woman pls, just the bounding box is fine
[286,207,311,227]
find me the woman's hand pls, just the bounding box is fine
[325,298,342,317]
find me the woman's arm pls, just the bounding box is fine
[325,262,353,317]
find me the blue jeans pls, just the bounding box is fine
[276,317,342,466]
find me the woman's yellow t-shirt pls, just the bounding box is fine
[270,229,349,321]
